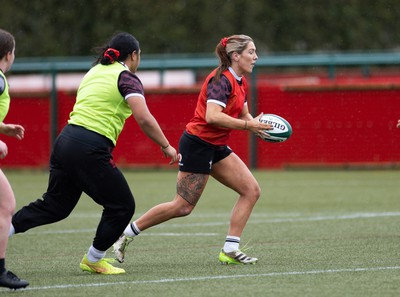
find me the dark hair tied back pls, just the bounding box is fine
[94,32,140,66]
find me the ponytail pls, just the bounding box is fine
[214,37,230,83]
[101,48,120,65]
[213,35,253,83]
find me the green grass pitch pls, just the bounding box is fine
[2,169,400,296]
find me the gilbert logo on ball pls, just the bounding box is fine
[259,114,292,143]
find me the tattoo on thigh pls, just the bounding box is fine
[177,173,207,205]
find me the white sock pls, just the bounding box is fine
[8,224,15,237]
[124,221,141,237]
[87,245,106,263]
[223,235,240,253]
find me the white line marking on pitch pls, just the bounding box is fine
[20,212,400,235]
[25,230,219,236]
[19,266,400,291]
[154,211,400,227]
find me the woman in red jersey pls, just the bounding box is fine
[114,35,272,265]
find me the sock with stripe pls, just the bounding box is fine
[223,235,240,253]
[123,221,141,237]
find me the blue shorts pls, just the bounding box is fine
[178,131,232,174]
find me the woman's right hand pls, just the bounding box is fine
[248,113,273,139]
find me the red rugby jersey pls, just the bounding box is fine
[185,68,248,146]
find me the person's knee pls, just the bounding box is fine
[0,195,16,217]
[173,197,195,217]
[0,203,14,218]
[244,182,261,203]
[4,201,15,216]
[177,203,194,217]
[253,184,261,200]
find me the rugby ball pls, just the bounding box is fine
[259,114,292,143]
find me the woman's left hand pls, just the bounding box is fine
[161,145,179,165]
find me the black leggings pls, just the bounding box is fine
[12,124,135,251]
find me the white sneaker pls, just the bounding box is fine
[113,235,133,263]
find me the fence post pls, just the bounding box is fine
[249,68,258,169]
[50,68,58,147]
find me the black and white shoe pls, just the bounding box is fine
[219,249,258,264]
[0,270,29,290]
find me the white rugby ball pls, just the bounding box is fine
[259,114,292,143]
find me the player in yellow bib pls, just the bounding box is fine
[9,32,178,275]
[69,59,134,146]
[0,29,29,289]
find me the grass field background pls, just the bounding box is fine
[1,169,399,296]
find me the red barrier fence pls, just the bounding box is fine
[2,79,400,169]
[257,84,400,168]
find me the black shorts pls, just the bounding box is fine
[178,131,232,174]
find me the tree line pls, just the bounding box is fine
[1,0,399,57]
